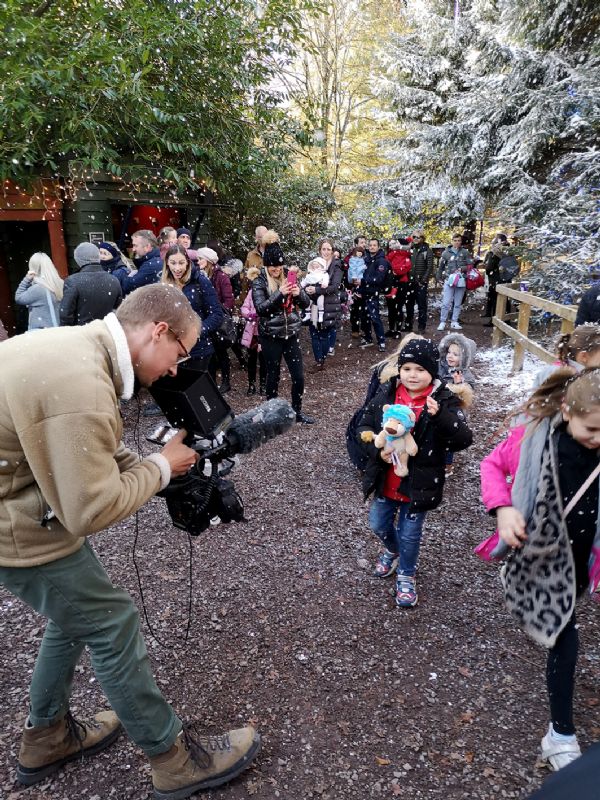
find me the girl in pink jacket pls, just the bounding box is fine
[479,369,600,773]
[240,267,265,396]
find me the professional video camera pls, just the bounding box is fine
[147,367,296,536]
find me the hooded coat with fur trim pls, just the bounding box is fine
[357,377,472,508]
[437,333,476,407]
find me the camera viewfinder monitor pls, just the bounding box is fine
[149,368,233,438]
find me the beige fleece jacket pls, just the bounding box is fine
[0,320,163,567]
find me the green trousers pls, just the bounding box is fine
[0,541,181,757]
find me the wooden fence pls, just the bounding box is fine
[492,284,577,372]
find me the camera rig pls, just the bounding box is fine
[148,368,296,536]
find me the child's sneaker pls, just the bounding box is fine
[437,322,446,331]
[450,321,462,329]
[360,338,374,348]
[395,575,418,607]
[540,724,581,771]
[378,343,386,352]
[373,550,399,578]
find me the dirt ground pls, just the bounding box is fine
[1,293,599,800]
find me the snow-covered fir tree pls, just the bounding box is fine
[373,0,600,300]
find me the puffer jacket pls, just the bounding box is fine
[252,270,310,339]
[436,246,473,281]
[121,248,162,295]
[310,258,344,329]
[411,242,434,285]
[181,269,223,360]
[357,377,472,510]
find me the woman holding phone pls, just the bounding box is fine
[251,231,314,424]
[304,238,343,369]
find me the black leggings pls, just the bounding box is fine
[259,335,304,412]
[547,613,579,735]
[209,340,230,384]
[246,347,265,388]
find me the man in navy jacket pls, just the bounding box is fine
[122,230,163,295]
[359,238,390,351]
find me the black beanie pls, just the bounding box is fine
[397,338,439,379]
[177,227,191,238]
[263,241,285,267]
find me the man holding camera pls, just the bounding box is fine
[0,284,260,798]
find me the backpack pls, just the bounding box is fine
[499,255,520,283]
[465,266,485,291]
[345,370,382,470]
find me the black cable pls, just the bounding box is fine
[131,394,194,648]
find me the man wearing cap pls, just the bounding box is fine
[121,230,163,295]
[60,242,122,326]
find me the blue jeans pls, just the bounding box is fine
[368,497,426,576]
[309,324,333,362]
[361,295,385,345]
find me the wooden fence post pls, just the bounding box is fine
[492,291,508,348]
[513,302,532,372]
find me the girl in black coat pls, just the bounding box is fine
[251,231,313,424]
[357,339,472,608]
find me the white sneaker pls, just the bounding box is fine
[450,321,462,329]
[540,725,581,771]
[437,322,446,331]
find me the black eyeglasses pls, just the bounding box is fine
[155,322,191,365]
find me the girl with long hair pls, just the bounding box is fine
[251,231,313,423]
[15,253,64,330]
[480,369,600,772]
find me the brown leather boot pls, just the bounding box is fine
[151,724,260,799]
[16,710,121,785]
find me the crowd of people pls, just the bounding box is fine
[2,221,600,799]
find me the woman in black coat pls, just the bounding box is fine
[305,238,344,370]
[252,231,313,424]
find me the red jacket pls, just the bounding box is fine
[387,249,412,282]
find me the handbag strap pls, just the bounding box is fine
[563,460,600,519]
[45,289,58,327]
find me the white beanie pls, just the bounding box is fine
[196,247,219,264]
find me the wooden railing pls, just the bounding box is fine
[492,284,577,371]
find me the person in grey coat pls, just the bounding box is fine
[436,233,473,331]
[15,253,64,330]
[60,243,122,326]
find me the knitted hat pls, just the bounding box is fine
[196,247,219,264]
[177,227,191,238]
[74,242,101,268]
[98,241,119,259]
[397,338,439,379]
[262,230,285,267]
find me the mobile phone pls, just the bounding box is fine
[286,269,297,286]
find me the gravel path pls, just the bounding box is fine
[1,297,599,799]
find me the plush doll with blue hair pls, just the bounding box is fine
[360,403,418,477]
